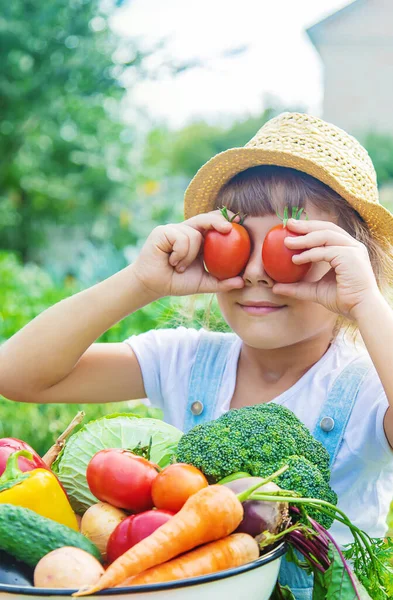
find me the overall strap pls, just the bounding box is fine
[312,355,372,466]
[183,329,237,432]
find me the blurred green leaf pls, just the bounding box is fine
[362,133,393,186]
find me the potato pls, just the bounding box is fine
[34,547,104,589]
[81,502,127,561]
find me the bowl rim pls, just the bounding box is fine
[0,543,286,596]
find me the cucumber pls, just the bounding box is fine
[0,504,102,567]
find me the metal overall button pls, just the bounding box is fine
[191,401,204,416]
[320,416,335,432]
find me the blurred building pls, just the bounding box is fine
[307,0,393,136]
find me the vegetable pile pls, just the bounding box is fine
[176,403,337,528]
[51,413,182,513]
[0,408,392,599]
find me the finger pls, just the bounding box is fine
[286,218,354,240]
[285,229,358,251]
[163,227,190,266]
[184,211,234,234]
[216,276,245,292]
[272,281,320,303]
[174,226,203,272]
[291,245,345,266]
[199,273,245,294]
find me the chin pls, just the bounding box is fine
[230,322,293,349]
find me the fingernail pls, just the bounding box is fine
[178,266,186,273]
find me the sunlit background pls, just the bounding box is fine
[1,0,393,460]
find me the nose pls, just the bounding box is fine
[242,245,274,287]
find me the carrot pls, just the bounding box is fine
[121,533,259,586]
[73,484,243,596]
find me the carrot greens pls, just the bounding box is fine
[245,481,391,599]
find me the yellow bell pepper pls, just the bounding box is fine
[0,450,78,530]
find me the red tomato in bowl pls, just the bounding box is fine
[262,225,311,283]
[152,463,208,513]
[106,509,174,564]
[204,222,251,280]
[86,449,158,512]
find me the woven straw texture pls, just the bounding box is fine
[184,112,393,247]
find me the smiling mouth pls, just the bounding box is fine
[237,302,286,315]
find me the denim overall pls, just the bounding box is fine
[183,330,371,600]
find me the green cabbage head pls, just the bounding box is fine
[52,413,182,513]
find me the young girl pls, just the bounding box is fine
[1,112,393,598]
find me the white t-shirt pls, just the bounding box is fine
[125,326,393,546]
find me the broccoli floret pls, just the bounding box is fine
[175,404,337,527]
[176,404,330,483]
[250,404,330,480]
[177,405,302,482]
[175,419,246,481]
[276,456,338,529]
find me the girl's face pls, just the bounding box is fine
[216,203,338,350]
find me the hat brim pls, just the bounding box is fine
[184,147,393,247]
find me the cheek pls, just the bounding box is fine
[216,293,231,316]
[216,293,241,327]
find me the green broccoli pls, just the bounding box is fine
[250,403,330,480]
[175,404,337,527]
[276,455,338,529]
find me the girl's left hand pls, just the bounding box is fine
[272,218,381,319]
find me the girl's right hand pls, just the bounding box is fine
[131,211,245,299]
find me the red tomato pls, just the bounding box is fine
[106,509,174,564]
[204,222,251,280]
[151,463,208,513]
[0,438,48,476]
[86,449,158,512]
[262,225,311,283]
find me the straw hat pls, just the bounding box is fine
[184,112,393,247]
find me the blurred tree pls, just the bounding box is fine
[144,107,297,180]
[168,109,278,178]
[145,110,393,193]
[363,133,393,186]
[0,0,146,261]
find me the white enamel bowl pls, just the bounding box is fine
[0,543,285,600]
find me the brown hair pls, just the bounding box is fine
[177,165,393,337]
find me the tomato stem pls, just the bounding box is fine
[219,206,247,226]
[276,206,308,228]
